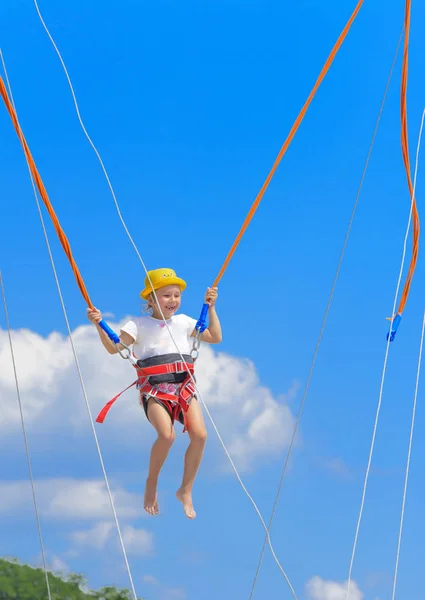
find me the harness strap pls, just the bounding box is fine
[96,380,138,423]
[138,372,195,432]
[138,361,195,377]
[96,358,196,429]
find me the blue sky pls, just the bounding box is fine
[0,1,424,599]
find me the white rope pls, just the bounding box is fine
[249,26,404,600]
[31,3,298,597]
[391,308,425,599]
[0,271,52,600]
[391,110,425,600]
[0,50,138,600]
[32,0,149,273]
[345,108,425,600]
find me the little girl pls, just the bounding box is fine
[87,268,222,519]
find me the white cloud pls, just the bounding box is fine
[121,525,154,556]
[34,552,70,575]
[0,321,298,471]
[70,521,114,550]
[306,577,363,600]
[143,575,158,585]
[49,555,70,574]
[50,556,70,573]
[46,480,142,520]
[70,521,153,556]
[171,346,298,472]
[0,478,144,520]
[319,457,352,480]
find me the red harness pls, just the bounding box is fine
[96,356,196,432]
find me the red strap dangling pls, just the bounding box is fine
[96,381,137,423]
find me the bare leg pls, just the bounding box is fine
[176,399,207,519]
[144,399,175,516]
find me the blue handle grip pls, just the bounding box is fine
[387,314,402,342]
[98,319,121,344]
[195,303,209,333]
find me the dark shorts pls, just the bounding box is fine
[140,387,196,426]
[136,354,196,427]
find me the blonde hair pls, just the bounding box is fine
[141,293,155,315]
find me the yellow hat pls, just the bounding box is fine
[140,268,187,300]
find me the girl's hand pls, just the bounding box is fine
[87,307,102,324]
[205,287,218,307]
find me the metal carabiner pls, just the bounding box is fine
[115,341,137,366]
[190,330,202,361]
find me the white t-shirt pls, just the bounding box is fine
[120,314,197,360]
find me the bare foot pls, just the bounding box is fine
[176,488,196,520]
[144,479,159,516]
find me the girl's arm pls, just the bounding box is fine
[199,305,222,343]
[87,307,135,354]
[191,288,222,344]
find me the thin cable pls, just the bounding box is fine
[391,111,425,600]
[345,108,425,600]
[196,385,297,598]
[32,0,150,277]
[31,4,298,595]
[248,27,404,599]
[0,51,138,600]
[0,271,52,600]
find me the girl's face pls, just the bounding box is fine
[150,285,182,319]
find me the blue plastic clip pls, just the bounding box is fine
[195,303,209,333]
[387,314,402,342]
[98,319,121,345]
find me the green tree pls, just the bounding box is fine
[0,558,143,600]
[94,586,135,600]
